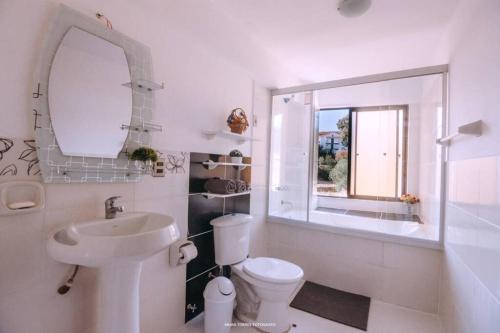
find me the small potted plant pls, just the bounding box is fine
[229,149,243,164]
[129,147,159,172]
[400,193,420,218]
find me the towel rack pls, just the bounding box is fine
[436,120,482,145]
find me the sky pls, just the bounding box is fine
[318,109,349,132]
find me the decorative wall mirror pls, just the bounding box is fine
[33,4,161,183]
[49,26,132,159]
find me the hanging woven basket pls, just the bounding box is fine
[226,108,249,134]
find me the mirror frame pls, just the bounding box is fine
[33,4,154,183]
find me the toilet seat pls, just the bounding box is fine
[242,257,303,284]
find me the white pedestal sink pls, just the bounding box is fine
[47,212,180,333]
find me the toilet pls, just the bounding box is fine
[210,214,304,333]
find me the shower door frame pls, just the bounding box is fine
[269,65,449,247]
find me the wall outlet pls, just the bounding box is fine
[152,159,166,177]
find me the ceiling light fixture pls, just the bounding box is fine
[337,0,372,18]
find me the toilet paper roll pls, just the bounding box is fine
[179,244,198,264]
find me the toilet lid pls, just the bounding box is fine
[243,257,303,284]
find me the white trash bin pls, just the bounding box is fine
[203,277,235,333]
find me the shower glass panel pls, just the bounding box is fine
[268,92,312,221]
[269,71,446,243]
[310,74,443,241]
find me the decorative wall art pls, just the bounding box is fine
[0,141,188,179]
[0,137,41,177]
[165,152,188,174]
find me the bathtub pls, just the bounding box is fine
[269,209,439,246]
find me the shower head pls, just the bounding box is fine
[283,95,295,104]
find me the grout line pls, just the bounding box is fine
[186,265,218,283]
[446,245,500,306]
[372,299,442,318]
[187,229,212,239]
[447,202,500,231]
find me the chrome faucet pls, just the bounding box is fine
[105,196,125,219]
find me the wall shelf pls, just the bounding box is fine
[121,120,163,133]
[123,79,164,92]
[202,130,255,144]
[54,166,146,177]
[189,191,251,199]
[201,160,252,171]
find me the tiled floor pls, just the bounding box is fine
[175,300,443,333]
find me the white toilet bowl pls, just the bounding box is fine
[231,257,303,333]
[210,214,304,333]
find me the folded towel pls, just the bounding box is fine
[204,178,236,194]
[235,179,247,193]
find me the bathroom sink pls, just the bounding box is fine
[46,212,180,333]
[47,212,180,267]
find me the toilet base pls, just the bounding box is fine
[235,302,291,333]
[230,257,303,333]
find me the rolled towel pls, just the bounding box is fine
[235,179,247,193]
[204,178,236,194]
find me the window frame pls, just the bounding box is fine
[314,105,409,201]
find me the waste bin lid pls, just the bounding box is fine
[203,277,235,301]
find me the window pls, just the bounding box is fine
[314,105,408,200]
[315,108,350,197]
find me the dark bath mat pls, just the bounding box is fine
[290,281,371,331]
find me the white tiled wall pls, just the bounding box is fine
[249,85,271,258]
[440,158,500,333]
[439,1,500,332]
[266,222,442,313]
[0,174,190,333]
[0,0,277,332]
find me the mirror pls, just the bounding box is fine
[35,4,155,183]
[48,27,132,158]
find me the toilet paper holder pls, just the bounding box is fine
[170,240,198,267]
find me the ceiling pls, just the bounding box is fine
[212,0,462,84]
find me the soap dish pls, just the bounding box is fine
[0,181,45,216]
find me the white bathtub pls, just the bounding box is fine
[269,209,439,244]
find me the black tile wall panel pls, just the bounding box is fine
[185,152,251,323]
[188,194,223,236]
[185,266,221,322]
[186,231,216,280]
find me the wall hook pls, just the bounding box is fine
[96,12,113,29]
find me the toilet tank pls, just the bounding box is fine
[210,213,253,266]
